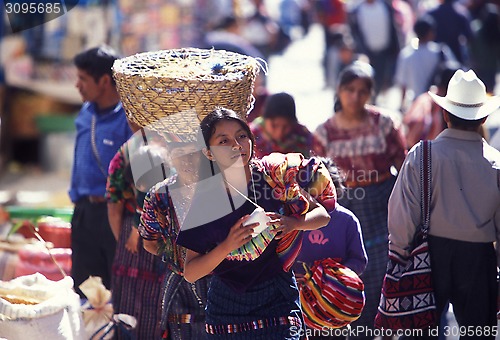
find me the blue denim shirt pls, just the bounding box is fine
[69,102,132,203]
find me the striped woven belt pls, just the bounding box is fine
[206,316,301,334]
[167,313,204,324]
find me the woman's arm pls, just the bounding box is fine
[125,228,140,254]
[183,215,257,283]
[270,188,330,239]
[107,202,124,240]
[139,187,165,256]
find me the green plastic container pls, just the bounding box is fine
[35,114,76,133]
[6,206,74,222]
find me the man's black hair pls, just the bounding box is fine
[74,45,120,85]
[413,15,436,40]
[447,112,485,130]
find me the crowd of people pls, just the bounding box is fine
[67,0,500,338]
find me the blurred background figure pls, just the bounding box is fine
[403,60,462,149]
[240,0,290,59]
[247,71,270,123]
[200,13,269,126]
[316,0,347,87]
[250,91,315,158]
[469,3,500,94]
[202,0,235,34]
[279,0,303,38]
[278,0,314,39]
[313,62,407,337]
[348,0,402,96]
[203,15,263,59]
[394,15,456,111]
[324,27,368,89]
[426,0,473,65]
[391,0,415,46]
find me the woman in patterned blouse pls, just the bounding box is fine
[313,61,407,336]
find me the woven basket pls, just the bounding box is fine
[113,48,260,131]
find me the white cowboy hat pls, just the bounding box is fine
[428,69,500,120]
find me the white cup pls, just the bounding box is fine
[243,207,271,237]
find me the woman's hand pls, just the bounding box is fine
[220,215,258,252]
[184,215,259,283]
[125,228,140,254]
[267,213,301,239]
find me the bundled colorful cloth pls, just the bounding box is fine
[228,153,336,271]
[300,258,365,330]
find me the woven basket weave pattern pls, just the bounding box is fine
[113,48,260,130]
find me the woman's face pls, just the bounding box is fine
[169,143,201,183]
[263,117,294,143]
[207,120,252,169]
[337,78,371,114]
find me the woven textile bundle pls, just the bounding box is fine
[300,258,365,330]
[113,48,260,131]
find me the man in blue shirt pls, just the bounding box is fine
[70,46,132,296]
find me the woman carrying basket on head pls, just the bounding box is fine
[138,130,211,339]
[176,108,335,339]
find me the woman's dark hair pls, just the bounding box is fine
[334,62,374,112]
[74,45,120,85]
[263,92,297,122]
[200,107,255,153]
[446,112,485,130]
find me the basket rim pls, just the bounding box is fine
[113,47,260,80]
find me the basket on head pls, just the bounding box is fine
[299,258,365,330]
[112,48,260,132]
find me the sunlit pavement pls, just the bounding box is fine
[266,24,334,132]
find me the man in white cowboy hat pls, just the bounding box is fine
[387,69,500,335]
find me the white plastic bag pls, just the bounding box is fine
[80,276,136,340]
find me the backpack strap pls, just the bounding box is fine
[420,140,432,234]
